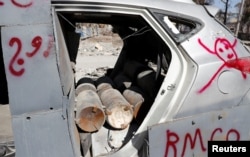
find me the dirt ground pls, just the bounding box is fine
[75,33,123,82]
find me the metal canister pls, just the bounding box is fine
[123,86,144,118]
[98,88,133,129]
[75,78,105,132]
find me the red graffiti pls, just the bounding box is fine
[197,38,247,93]
[11,0,33,8]
[8,36,50,77]
[26,36,42,57]
[0,0,33,7]
[165,130,179,157]
[210,128,240,141]
[227,57,250,74]
[226,129,240,140]
[9,38,25,76]
[181,129,206,156]
[165,129,206,157]
[165,127,240,157]
[210,128,222,141]
[43,35,54,58]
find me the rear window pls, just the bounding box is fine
[151,11,202,43]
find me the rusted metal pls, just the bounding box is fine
[98,88,133,129]
[123,86,144,119]
[75,85,105,132]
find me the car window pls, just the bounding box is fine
[151,11,202,43]
[163,16,194,35]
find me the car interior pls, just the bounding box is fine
[56,11,172,155]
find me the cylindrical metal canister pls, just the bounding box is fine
[95,76,114,96]
[98,88,133,129]
[123,86,144,118]
[76,77,96,95]
[75,78,105,133]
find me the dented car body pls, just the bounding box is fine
[1,0,250,157]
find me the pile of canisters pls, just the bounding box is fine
[75,76,144,133]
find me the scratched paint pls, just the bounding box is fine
[197,38,247,93]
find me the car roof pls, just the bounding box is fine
[52,0,195,5]
[52,0,198,11]
[52,0,205,21]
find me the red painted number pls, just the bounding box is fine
[9,38,25,76]
[26,36,42,57]
[9,36,43,77]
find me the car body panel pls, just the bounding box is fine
[149,104,250,156]
[177,12,250,118]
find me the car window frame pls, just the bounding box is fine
[149,8,204,44]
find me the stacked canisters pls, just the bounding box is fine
[75,76,137,131]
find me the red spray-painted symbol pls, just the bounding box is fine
[9,36,42,77]
[43,35,54,58]
[9,37,25,76]
[11,0,33,8]
[26,36,42,57]
[0,0,33,7]
[8,35,53,77]
[197,38,247,93]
